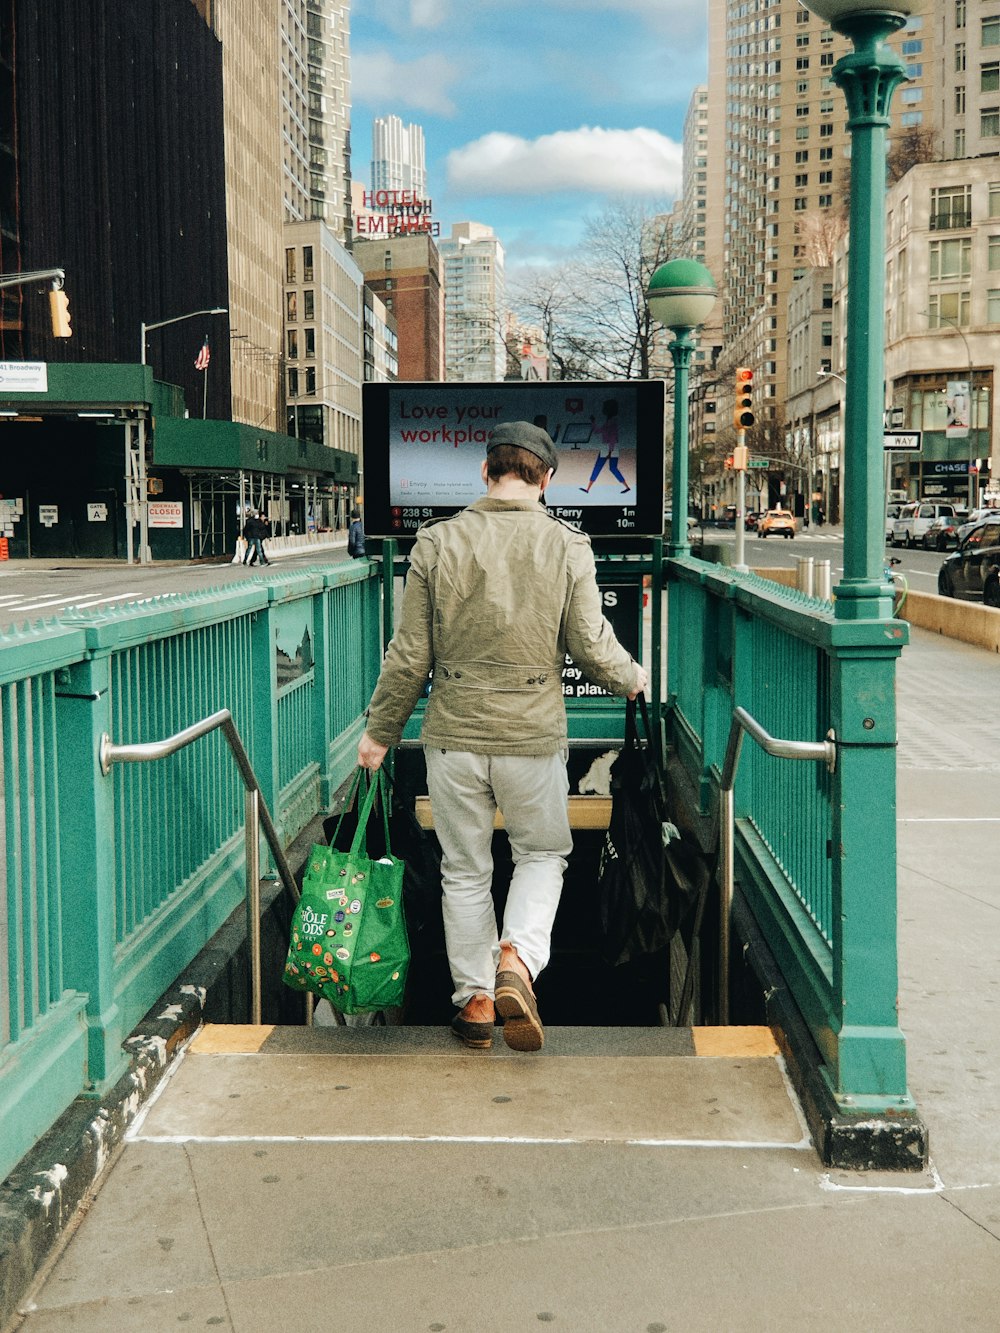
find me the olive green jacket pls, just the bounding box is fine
[364,497,640,755]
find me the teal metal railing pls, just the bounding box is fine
[0,562,380,1183]
[667,557,913,1115]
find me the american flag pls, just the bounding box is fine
[194,338,211,371]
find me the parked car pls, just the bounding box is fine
[891,501,959,548]
[921,511,968,551]
[745,510,765,531]
[955,506,1000,544]
[937,517,1000,604]
[759,508,796,538]
[885,502,904,542]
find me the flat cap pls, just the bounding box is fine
[486,420,558,475]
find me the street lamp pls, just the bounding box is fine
[140,307,227,364]
[802,0,915,619]
[645,258,718,558]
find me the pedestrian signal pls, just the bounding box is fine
[49,290,72,338]
[734,367,754,430]
[724,454,734,470]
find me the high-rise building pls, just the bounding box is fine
[704,0,934,425]
[371,115,427,199]
[440,223,506,383]
[280,1,352,239]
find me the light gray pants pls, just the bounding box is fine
[424,747,572,1008]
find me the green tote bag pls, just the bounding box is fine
[282,769,409,1014]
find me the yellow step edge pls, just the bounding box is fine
[691,1026,779,1058]
[415,793,612,831]
[192,1024,275,1054]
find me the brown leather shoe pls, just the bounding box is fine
[495,970,544,1052]
[450,995,495,1049]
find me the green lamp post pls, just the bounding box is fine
[646,259,717,558]
[802,0,916,619]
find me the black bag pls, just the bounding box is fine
[597,696,697,966]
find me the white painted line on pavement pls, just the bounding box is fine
[130,1131,812,1150]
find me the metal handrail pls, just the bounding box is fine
[718,706,837,1023]
[99,708,299,1025]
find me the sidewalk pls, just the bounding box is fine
[7,626,1000,1331]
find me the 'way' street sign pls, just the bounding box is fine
[884,430,922,452]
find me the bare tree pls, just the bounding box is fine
[796,209,849,267]
[509,196,683,381]
[887,124,938,184]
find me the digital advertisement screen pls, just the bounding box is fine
[362,380,665,538]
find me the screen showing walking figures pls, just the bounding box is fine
[362,380,665,538]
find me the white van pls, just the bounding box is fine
[890,501,960,548]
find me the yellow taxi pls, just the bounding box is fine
[759,508,796,539]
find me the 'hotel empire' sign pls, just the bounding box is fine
[355,191,440,238]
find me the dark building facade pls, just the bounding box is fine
[1,0,232,419]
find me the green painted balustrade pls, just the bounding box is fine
[0,562,380,1183]
[667,556,913,1114]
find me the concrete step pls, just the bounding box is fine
[132,1023,810,1152]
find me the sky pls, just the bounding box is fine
[350,0,709,278]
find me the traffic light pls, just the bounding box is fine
[734,366,754,431]
[49,289,72,338]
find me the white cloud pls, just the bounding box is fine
[550,0,705,45]
[352,51,459,116]
[409,0,448,26]
[446,127,682,197]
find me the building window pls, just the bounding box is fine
[819,123,833,137]
[819,146,833,160]
[990,183,1000,216]
[795,149,809,163]
[795,125,810,140]
[928,290,970,326]
[983,108,1000,137]
[955,86,966,113]
[956,0,966,28]
[820,51,834,66]
[303,290,314,319]
[285,248,296,282]
[983,61,1000,91]
[302,247,314,281]
[984,16,1000,46]
[956,42,966,72]
[796,104,810,118]
[989,236,1000,269]
[286,291,297,321]
[930,184,971,229]
[955,128,966,156]
[819,170,833,184]
[929,237,971,279]
[287,329,298,359]
[795,173,809,187]
[793,197,807,211]
[901,111,923,126]
[304,328,315,358]
[988,289,1000,322]
[305,367,316,394]
[288,368,299,397]
[818,194,833,207]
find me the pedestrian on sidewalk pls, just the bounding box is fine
[347,506,366,559]
[243,511,270,566]
[357,421,646,1052]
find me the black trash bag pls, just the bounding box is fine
[597,696,700,967]
[323,767,442,945]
